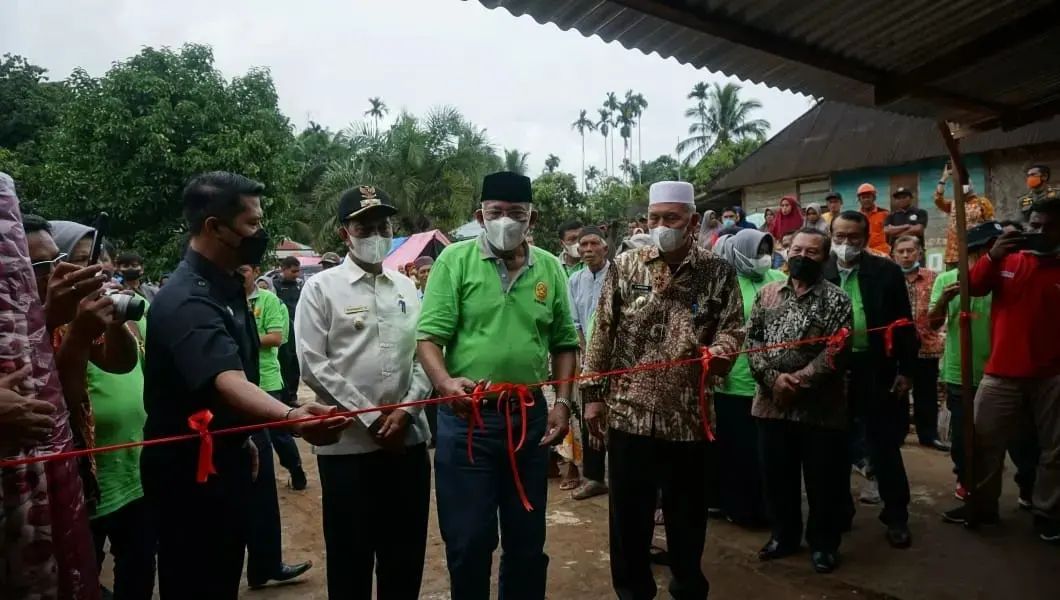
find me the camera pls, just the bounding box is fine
[104,289,146,322]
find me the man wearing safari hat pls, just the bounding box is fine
[582,181,744,600]
[417,171,579,599]
[296,185,434,598]
[319,251,341,270]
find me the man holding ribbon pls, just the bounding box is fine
[417,171,578,600]
[141,171,350,599]
[582,181,744,600]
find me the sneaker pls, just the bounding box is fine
[942,505,999,526]
[1018,492,1033,511]
[858,479,882,505]
[954,483,968,502]
[1036,516,1060,543]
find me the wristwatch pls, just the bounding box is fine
[937,180,946,186]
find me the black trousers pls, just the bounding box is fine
[318,444,431,600]
[91,496,157,599]
[758,418,849,553]
[142,444,252,599]
[847,353,911,526]
[714,393,766,526]
[246,431,283,585]
[608,429,710,600]
[580,401,606,482]
[266,391,303,475]
[911,358,941,444]
[278,341,300,405]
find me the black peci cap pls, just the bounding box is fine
[481,171,533,204]
[337,185,397,222]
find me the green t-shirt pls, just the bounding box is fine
[930,269,992,386]
[87,314,147,518]
[561,256,585,277]
[840,270,869,352]
[250,288,289,393]
[418,238,580,385]
[717,269,786,397]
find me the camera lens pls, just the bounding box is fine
[105,291,146,322]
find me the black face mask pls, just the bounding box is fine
[121,268,143,282]
[223,227,270,266]
[788,255,823,283]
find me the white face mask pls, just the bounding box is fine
[565,243,581,258]
[831,243,861,264]
[349,233,391,265]
[753,255,772,275]
[650,225,687,253]
[483,216,529,251]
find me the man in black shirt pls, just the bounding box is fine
[141,171,350,599]
[883,187,928,248]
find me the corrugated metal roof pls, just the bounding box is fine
[711,101,1060,189]
[475,0,1060,127]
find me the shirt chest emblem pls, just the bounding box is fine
[345,306,368,315]
[534,281,548,302]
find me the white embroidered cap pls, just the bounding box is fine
[649,181,695,206]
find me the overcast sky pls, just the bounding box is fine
[4,0,810,177]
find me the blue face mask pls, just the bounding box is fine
[722,218,736,228]
[901,261,920,273]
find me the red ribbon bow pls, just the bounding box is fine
[826,327,851,368]
[884,318,914,357]
[187,410,217,483]
[463,382,537,511]
[697,346,716,442]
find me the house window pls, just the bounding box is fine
[797,178,831,207]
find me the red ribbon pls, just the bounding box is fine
[497,384,536,511]
[697,346,716,442]
[187,410,217,483]
[884,318,914,357]
[826,327,851,368]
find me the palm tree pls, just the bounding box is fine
[677,82,769,164]
[364,97,388,133]
[617,103,635,184]
[625,91,648,182]
[585,166,601,192]
[570,109,596,192]
[503,148,529,175]
[604,92,620,176]
[544,154,560,173]
[596,109,611,177]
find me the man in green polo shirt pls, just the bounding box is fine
[417,171,579,600]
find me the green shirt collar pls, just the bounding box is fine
[477,232,535,267]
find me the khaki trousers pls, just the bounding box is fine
[972,374,1060,520]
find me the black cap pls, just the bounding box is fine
[482,171,532,204]
[967,220,1003,250]
[825,191,842,201]
[892,187,914,198]
[337,185,397,222]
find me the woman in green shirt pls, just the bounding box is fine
[712,229,786,528]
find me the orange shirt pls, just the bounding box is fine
[861,205,890,255]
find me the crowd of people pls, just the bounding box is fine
[0,161,1057,600]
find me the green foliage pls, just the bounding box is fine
[678,82,769,164]
[0,55,68,153]
[531,171,583,253]
[503,148,529,175]
[638,154,682,185]
[691,137,762,190]
[544,154,560,173]
[23,44,297,276]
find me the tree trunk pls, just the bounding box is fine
[637,118,643,184]
[581,134,586,193]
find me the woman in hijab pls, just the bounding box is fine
[698,210,722,248]
[804,202,830,233]
[712,228,785,528]
[768,195,804,241]
[50,220,98,267]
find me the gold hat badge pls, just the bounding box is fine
[359,185,381,208]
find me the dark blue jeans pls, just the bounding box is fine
[435,398,549,600]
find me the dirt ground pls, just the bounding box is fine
[102,419,1058,599]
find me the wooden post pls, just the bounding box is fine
[937,121,976,512]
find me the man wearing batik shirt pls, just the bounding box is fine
[582,181,744,600]
[747,228,852,574]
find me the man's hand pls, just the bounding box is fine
[245,437,260,482]
[892,375,912,397]
[706,352,733,377]
[540,402,570,446]
[940,283,960,305]
[0,366,56,450]
[941,162,952,181]
[69,289,116,340]
[585,401,607,443]
[45,263,105,329]
[290,403,352,446]
[436,377,478,418]
[374,408,411,450]
[988,230,1025,261]
[772,373,801,404]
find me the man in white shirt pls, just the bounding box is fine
[295,185,432,599]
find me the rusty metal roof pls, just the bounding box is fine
[474,0,1060,129]
[710,101,1060,189]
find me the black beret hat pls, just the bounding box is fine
[481,171,532,204]
[338,185,397,222]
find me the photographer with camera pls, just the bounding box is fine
[45,219,156,598]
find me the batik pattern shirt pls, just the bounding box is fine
[747,278,852,431]
[581,244,744,441]
[904,268,943,358]
[934,192,995,264]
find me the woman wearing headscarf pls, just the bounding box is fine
[768,196,804,241]
[712,228,786,528]
[804,202,830,233]
[698,210,722,249]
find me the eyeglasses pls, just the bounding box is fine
[32,253,67,278]
[482,208,531,222]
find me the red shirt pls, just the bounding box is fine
[970,251,1060,378]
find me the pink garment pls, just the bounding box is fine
[768,195,804,240]
[0,172,100,600]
